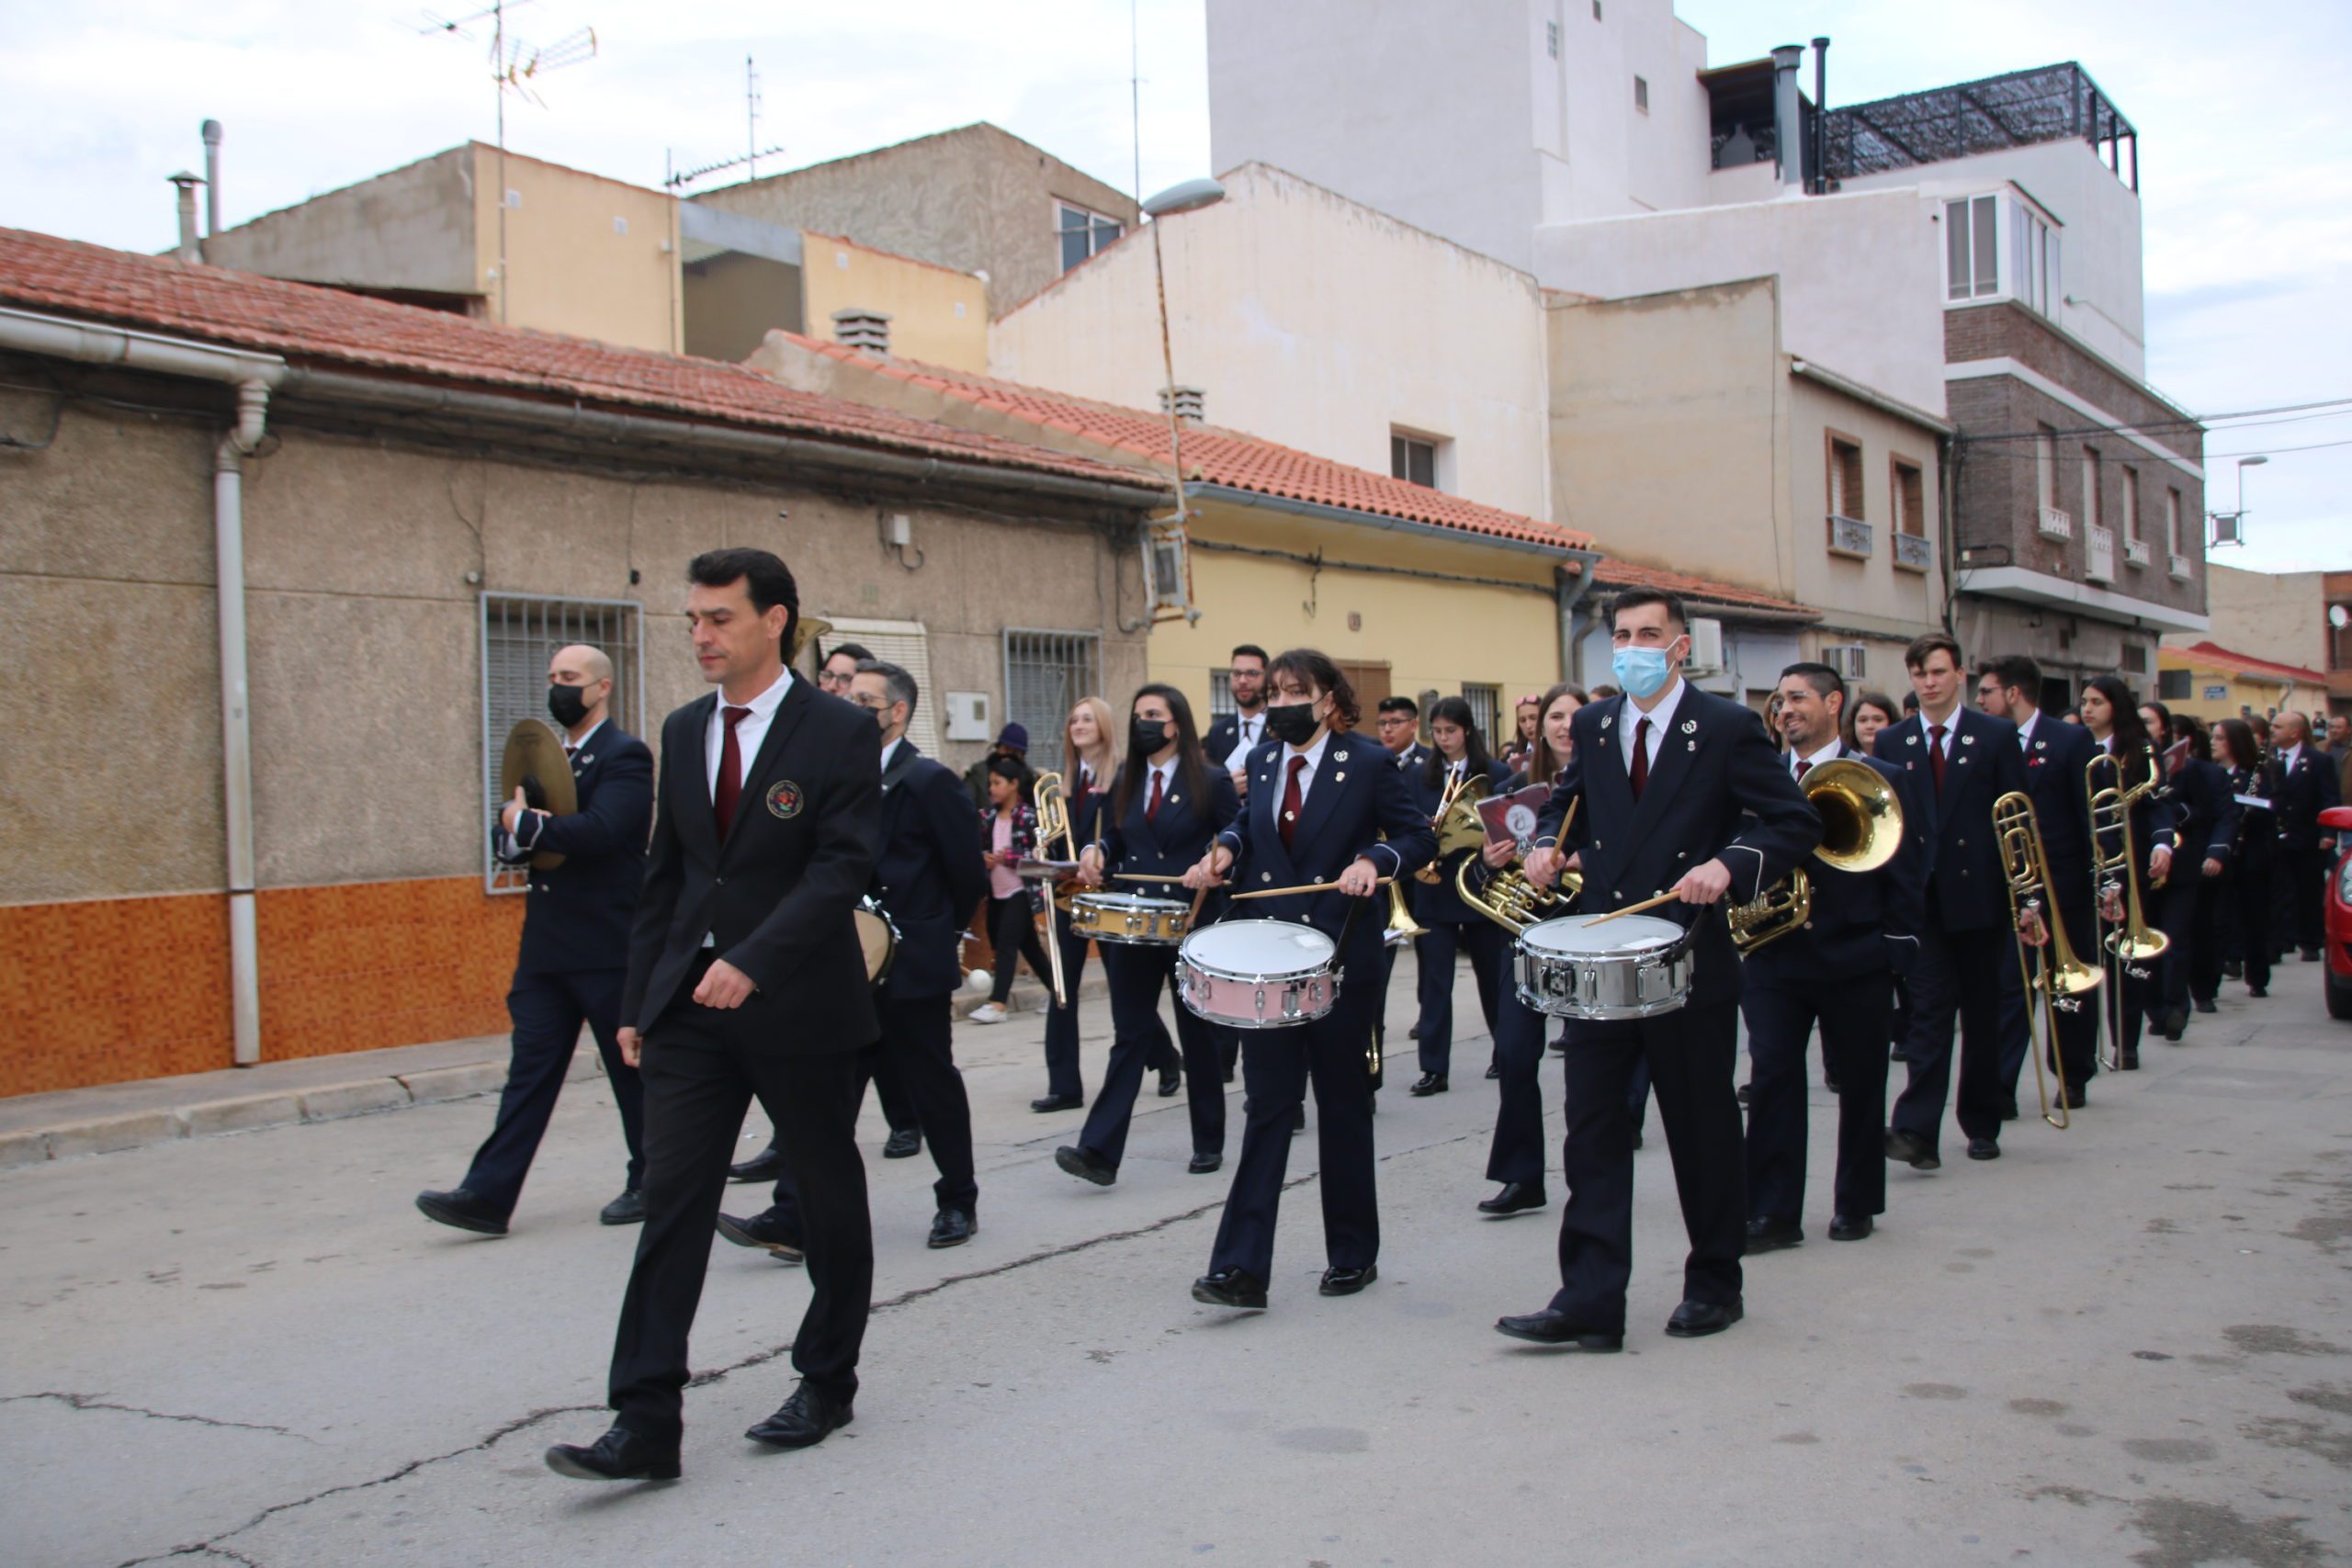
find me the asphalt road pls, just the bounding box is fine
[5,956,2350,1567]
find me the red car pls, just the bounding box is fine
[2326,806,2352,1021]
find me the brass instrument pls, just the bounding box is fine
[1031,770,1076,1007]
[2086,744,2168,1070]
[1416,773,1489,883]
[1727,759,1904,955]
[1994,790,2101,1129]
[1457,794,1581,934]
[1383,877,1430,946]
[789,614,832,668]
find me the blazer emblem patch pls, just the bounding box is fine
[1680,719,1697,734]
[765,780,805,820]
[1906,734,1919,746]
[1600,715,1613,730]
[1962,733,1976,746]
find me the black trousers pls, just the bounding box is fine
[1487,982,1549,1188]
[1413,919,1506,1077]
[1076,942,1229,1167]
[838,993,977,1217]
[2287,847,2329,954]
[1207,976,1379,1283]
[462,966,643,1215]
[607,978,871,1438]
[1742,973,1893,1224]
[2233,863,2274,990]
[1891,922,2014,1150]
[1548,999,1744,1329]
[986,894,1053,1005]
[1995,897,2101,1095]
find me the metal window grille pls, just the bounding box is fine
[1208,671,1235,717]
[1004,629,1100,752]
[1460,683,1501,749]
[820,615,938,756]
[480,593,643,894]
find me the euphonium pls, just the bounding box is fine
[1728,759,1902,954]
[1455,853,1577,935]
[1416,774,1489,883]
[1994,789,2099,1129]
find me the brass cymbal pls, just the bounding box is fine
[499,718,578,870]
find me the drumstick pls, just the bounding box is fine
[1229,876,1394,901]
[1114,873,1189,883]
[1583,888,1681,925]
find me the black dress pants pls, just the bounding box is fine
[1994,898,2100,1095]
[2233,863,2274,991]
[838,993,977,1217]
[1742,974,1892,1224]
[1487,984,1550,1188]
[1548,999,1744,1330]
[1076,942,1229,1168]
[463,966,642,1215]
[607,983,871,1439]
[1413,919,1506,1077]
[1890,923,2014,1152]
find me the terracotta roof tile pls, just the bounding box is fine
[2165,640,2328,685]
[0,227,1148,489]
[1589,558,1818,618]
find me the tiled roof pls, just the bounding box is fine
[1590,558,1818,619]
[2164,640,2328,684]
[0,227,1151,489]
[785,334,1593,552]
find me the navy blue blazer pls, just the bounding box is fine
[2164,757,2244,868]
[2014,715,2099,905]
[2224,761,2279,873]
[1537,685,1821,1009]
[2275,744,2344,852]
[2085,743,2182,891]
[502,722,653,976]
[1873,706,2031,933]
[1214,733,1435,974]
[1408,758,1500,926]
[1744,746,1925,982]
[873,740,992,1000]
[1097,757,1240,878]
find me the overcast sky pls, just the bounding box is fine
[5,0,2344,574]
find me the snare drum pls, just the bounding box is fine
[854,897,899,987]
[1513,913,1693,1021]
[1069,891,1192,946]
[1177,919,1340,1030]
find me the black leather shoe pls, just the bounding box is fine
[1408,1023,1421,1041]
[599,1189,646,1225]
[1477,1181,1547,1216]
[2120,1048,2141,1070]
[928,1208,976,1248]
[1290,1105,1306,1132]
[1223,1065,1237,1084]
[1409,1073,1448,1097]
[1484,1061,1500,1079]
[416,1188,508,1235]
[2302,947,2323,963]
[2055,1084,2087,1110]
[744,1383,853,1449]
[1828,1213,1873,1241]
[883,1128,922,1159]
[1029,1092,1083,1113]
[1188,1152,1223,1175]
[716,1208,805,1262]
[2223,959,2244,979]
[1883,1129,1940,1170]
[2193,997,2217,1014]
[1736,1082,1752,1106]
[1665,1298,1743,1337]
[1823,1069,1841,1093]
[1630,1127,1645,1150]
[1319,1263,1377,1296]
[1192,1267,1269,1310]
[1966,1136,2000,1161]
[1494,1309,1623,1350]
[729,1145,785,1183]
[1158,1066,1182,1098]
[1997,1097,2019,1122]
[2249,984,2267,998]
[1744,1217,1802,1253]
[545,1426,679,1482]
[1055,1145,1116,1187]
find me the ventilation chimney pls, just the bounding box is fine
[831,307,891,356]
[1159,385,1206,424]
[201,120,223,235]
[1810,39,1830,192]
[1770,44,1804,187]
[168,172,204,263]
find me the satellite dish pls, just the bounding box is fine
[2330,604,2350,630]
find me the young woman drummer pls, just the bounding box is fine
[2079,675,2180,1069]
[1060,685,1240,1183]
[1408,696,1507,1096]
[1182,649,1434,1311]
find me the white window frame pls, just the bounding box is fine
[1944,189,2061,317]
[1390,426,1448,491]
[819,615,940,757]
[1056,202,1123,274]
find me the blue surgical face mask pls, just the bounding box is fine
[1611,641,1679,700]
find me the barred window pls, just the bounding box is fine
[1004,629,1100,753]
[1460,682,1501,749]
[1208,671,1236,717]
[481,593,642,893]
[819,615,938,757]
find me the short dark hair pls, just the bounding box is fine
[1229,644,1269,667]
[1986,654,2041,696]
[1605,588,1687,631]
[823,640,875,667]
[1376,695,1419,718]
[856,657,918,717]
[1780,661,1846,703]
[1266,647,1360,727]
[1902,691,1920,712]
[1904,631,1963,671]
[688,547,798,649]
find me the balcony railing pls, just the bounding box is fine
[2037,506,2074,540]
[2168,552,2193,581]
[1894,531,1933,572]
[2085,522,2115,583]
[1827,513,1873,558]
[2123,537,2152,569]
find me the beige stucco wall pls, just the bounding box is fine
[682,252,805,362]
[797,233,988,372]
[989,164,1553,522]
[2190,563,2330,672]
[465,145,682,354]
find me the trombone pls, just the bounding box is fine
[1994,791,2101,1129]
[1030,770,1076,1008]
[1726,760,1903,954]
[2086,747,2168,1070]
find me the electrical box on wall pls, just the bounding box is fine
[1686,617,1726,674]
[944,691,990,742]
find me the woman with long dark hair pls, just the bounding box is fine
[2080,675,2178,1067]
[1846,690,1901,754]
[1408,695,1505,1096]
[1061,683,1240,1182]
[2215,716,2278,998]
[2153,712,2240,1024]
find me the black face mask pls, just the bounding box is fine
[1129,717,1170,755]
[1263,701,1320,746]
[548,682,593,728]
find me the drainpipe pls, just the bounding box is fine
[1555,547,1604,682]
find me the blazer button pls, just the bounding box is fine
[1261,873,1272,883]
[1312,874,1325,884]
[1803,920,1815,930]
[716,876,725,886]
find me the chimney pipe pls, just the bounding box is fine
[168,172,204,264]
[1810,39,1830,192]
[201,120,222,235]
[1770,44,1804,187]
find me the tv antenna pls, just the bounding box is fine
[662,54,786,191]
[415,0,599,324]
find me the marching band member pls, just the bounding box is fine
[1204,644,1272,801]
[1182,649,1433,1311]
[2144,708,2240,1026]
[2214,717,2279,998]
[1408,696,1506,1096]
[1741,663,1922,1250]
[1368,694,1432,1070]
[2269,711,2343,965]
[1060,685,1241,1183]
[1498,590,1818,1349]
[2078,676,2178,1069]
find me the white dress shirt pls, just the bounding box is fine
[1225,711,1265,771]
[1619,677,1686,773]
[879,733,905,776]
[1278,728,1333,810]
[1915,708,1962,758]
[707,667,794,802]
[2279,741,2305,775]
[2015,710,2041,749]
[1791,737,1840,778]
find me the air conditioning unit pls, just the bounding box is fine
[1140,519,1202,625]
[2037,506,2073,540]
[943,691,990,742]
[1825,644,1867,680]
[1685,616,1725,675]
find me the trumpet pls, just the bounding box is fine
[1031,770,1076,1008]
[1727,760,1903,954]
[1994,790,2100,1129]
[2086,745,2168,1070]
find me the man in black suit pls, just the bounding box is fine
[419,645,653,1235]
[1878,633,2031,1168]
[1203,643,1271,801]
[1741,663,1923,1251]
[719,659,990,1254]
[1369,694,1430,1069]
[1498,590,1820,1350]
[2271,711,2342,963]
[1983,655,2102,1107]
[546,548,879,1483]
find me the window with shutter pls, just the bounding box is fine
[819,615,939,756]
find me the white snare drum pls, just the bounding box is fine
[1514,913,1693,1021]
[1177,919,1340,1030]
[1069,891,1192,946]
[854,897,899,987]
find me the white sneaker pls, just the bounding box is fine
[968,1002,1008,1024]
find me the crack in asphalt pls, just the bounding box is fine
[3,1392,309,1440]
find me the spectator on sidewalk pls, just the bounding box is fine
[964,723,1030,811]
[972,755,1053,1024]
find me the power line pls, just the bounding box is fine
[1954,393,2352,446]
[2205,435,2352,459]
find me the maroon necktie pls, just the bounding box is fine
[1147,769,1164,824]
[1794,759,1812,783]
[713,705,751,837]
[1629,717,1651,801]
[1278,755,1307,850]
[1929,723,1948,794]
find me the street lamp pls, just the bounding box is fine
[1136,176,1226,627]
[2236,454,2268,515]
[2211,455,2269,547]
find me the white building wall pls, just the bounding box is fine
[989,166,1552,522]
